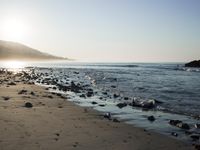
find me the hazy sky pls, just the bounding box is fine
[0,0,199,62]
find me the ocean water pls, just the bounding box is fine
[22,62,200,117]
[1,61,200,142]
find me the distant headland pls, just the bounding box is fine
[185,60,200,68]
[0,40,68,61]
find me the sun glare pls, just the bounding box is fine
[3,61,25,69]
[2,17,29,41]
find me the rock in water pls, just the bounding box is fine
[169,120,190,130]
[104,112,111,120]
[147,115,156,122]
[185,60,200,67]
[116,103,127,109]
[195,124,200,129]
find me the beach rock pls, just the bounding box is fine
[169,120,182,126]
[113,118,120,123]
[169,120,190,130]
[113,94,120,98]
[124,97,129,100]
[104,112,111,120]
[171,132,178,137]
[195,124,200,129]
[116,103,127,109]
[87,91,94,97]
[80,94,86,98]
[30,91,35,96]
[194,144,200,150]
[102,92,108,95]
[25,102,33,108]
[176,123,190,130]
[185,60,200,68]
[18,90,27,94]
[56,93,62,97]
[7,82,16,86]
[3,96,10,101]
[132,99,156,109]
[91,101,98,105]
[147,115,156,122]
[190,134,200,141]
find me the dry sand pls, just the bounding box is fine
[0,72,194,150]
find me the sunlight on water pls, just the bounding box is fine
[1,61,26,69]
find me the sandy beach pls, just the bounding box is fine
[0,70,194,150]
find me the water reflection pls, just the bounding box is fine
[0,61,26,69]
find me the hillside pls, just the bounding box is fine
[0,40,67,61]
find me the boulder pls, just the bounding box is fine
[195,124,200,129]
[18,89,27,94]
[104,112,111,120]
[169,120,182,126]
[25,102,33,108]
[91,101,98,105]
[169,120,190,130]
[171,132,178,137]
[176,123,190,130]
[147,115,156,122]
[190,134,200,141]
[116,103,127,109]
[113,118,120,123]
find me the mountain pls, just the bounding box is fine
[0,40,67,61]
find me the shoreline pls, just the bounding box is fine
[0,69,196,149]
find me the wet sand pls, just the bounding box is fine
[0,71,194,150]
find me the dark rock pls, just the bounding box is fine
[190,134,200,141]
[169,120,182,126]
[56,93,62,97]
[102,92,108,95]
[104,112,111,120]
[18,90,27,95]
[7,82,16,86]
[113,118,120,123]
[73,71,79,74]
[113,94,120,98]
[99,104,105,107]
[176,123,190,130]
[116,103,127,109]
[124,97,129,100]
[111,85,116,88]
[171,132,178,137]
[3,96,10,101]
[52,87,57,90]
[25,102,33,108]
[131,99,156,109]
[169,120,190,130]
[30,91,35,96]
[91,101,98,105]
[195,124,200,129]
[185,60,200,68]
[87,91,94,97]
[147,115,156,122]
[194,144,200,150]
[80,94,86,98]
[48,95,53,99]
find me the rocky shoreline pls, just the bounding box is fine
[0,68,199,149]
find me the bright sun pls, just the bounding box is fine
[2,17,29,41]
